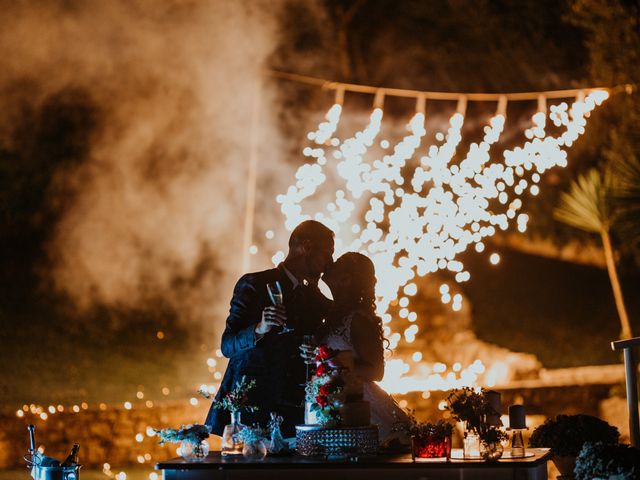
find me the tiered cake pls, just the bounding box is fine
[296,346,378,456]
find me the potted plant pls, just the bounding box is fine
[528,414,619,478]
[446,387,505,460]
[154,424,211,462]
[200,375,259,456]
[574,442,640,480]
[395,413,454,461]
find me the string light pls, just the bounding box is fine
[272,86,608,393]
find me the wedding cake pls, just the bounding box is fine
[296,345,378,456]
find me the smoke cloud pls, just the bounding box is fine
[0,0,283,329]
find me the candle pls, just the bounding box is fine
[485,390,502,426]
[509,404,527,430]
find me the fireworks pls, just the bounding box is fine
[270,89,608,391]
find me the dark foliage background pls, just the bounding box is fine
[1,0,638,405]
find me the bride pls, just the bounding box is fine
[302,252,410,445]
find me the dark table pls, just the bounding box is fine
[156,448,551,480]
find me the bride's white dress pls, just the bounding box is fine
[322,312,410,444]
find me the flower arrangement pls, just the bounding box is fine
[445,387,497,434]
[233,424,268,445]
[445,387,506,452]
[395,411,453,440]
[574,442,640,480]
[528,414,619,457]
[154,424,211,446]
[393,411,453,459]
[478,426,508,445]
[305,344,346,426]
[205,375,258,413]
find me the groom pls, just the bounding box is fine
[205,220,334,437]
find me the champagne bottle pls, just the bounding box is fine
[61,443,79,467]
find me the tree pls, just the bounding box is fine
[554,159,640,339]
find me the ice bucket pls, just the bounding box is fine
[29,464,81,480]
[24,425,81,480]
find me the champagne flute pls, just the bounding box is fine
[302,334,315,381]
[266,281,294,334]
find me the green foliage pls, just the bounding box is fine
[554,168,610,234]
[212,376,258,413]
[610,144,640,251]
[555,154,640,245]
[566,0,640,258]
[479,426,508,445]
[528,414,619,457]
[233,425,267,445]
[574,442,640,480]
[445,387,499,435]
[154,424,210,445]
[394,412,454,441]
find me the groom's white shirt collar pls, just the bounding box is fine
[281,264,313,289]
[282,264,301,289]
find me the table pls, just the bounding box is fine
[156,448,551,480]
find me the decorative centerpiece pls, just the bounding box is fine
[154,424,211,462]
[234,425,268,460]
[201,375,258,456]
[478,425,508,461]
[445,387,506,461]
[305,344,345,426]
[296,344,378,457]
[396,414,453,462]
[528,414,620,478]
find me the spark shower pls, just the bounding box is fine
[262,88,608,392]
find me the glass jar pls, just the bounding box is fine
[480,441,504,461]
[221,411,245,456]
[242,439,267,460]
[411,434,451,461]
[463,426,481,459]
[179,439,210,462]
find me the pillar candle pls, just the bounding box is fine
[485,390,502,426]
[509,404,527,430]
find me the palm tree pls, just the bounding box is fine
[554,167,634,339]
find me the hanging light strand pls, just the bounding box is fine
[266,69,634,102]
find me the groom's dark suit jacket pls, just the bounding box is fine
[205,265,331,437]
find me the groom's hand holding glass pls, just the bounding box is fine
[255,304,287,336]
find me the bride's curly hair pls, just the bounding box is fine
[330,252,388,349]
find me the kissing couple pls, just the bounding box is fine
[205,220,408,443]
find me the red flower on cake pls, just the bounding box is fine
[315,364,327,376]
[316,395,329,407]
[319,384,331,396]
[316,344,330,361]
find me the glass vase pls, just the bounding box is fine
[242,439,267,460]
[411,434,451,462]
[463,427,481,459]
[480,441,504,461]
[179,440,209,462]
[221,411,245,456]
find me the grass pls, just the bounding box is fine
[0,305,215,408]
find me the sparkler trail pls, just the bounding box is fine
[272,89,608,393]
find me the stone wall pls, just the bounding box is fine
[1,382,629,469]
[0,401,220,469]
